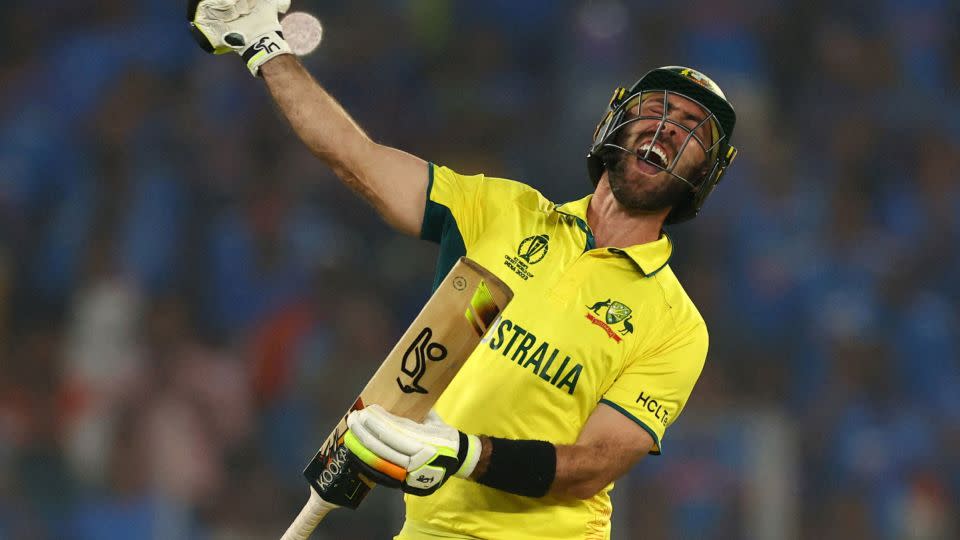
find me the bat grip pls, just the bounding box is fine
[281,488,338,540]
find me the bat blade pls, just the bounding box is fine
[281,257,512,539]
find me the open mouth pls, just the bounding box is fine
[636,141,670,169]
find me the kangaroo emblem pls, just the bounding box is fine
[585,299,634,339]
[588,299,611,314]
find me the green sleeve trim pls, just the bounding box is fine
[420,163,468,291]
[599,399,663,455]
[419,163,439,241]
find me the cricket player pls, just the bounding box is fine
[190,1,738,538]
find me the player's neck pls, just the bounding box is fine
[587,179,669,248]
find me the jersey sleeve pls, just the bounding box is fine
[420,163,489,249]
[419,163,550,289]
[600,322,708,454]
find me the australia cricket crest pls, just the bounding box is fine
[585,299,634,343]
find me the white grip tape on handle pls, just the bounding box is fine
[281,488,337,540]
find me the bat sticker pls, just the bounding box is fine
[303,398,372,509]
[396,327,448,394]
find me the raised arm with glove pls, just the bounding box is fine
[186,0,430,234]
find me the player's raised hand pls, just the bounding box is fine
[344,405,482,496]
[188,0,291,75]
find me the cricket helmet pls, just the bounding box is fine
[588,66,738,224]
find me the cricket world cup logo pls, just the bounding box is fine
[504,234,549,280]
[585,299,634,343]
[397,327,448,394]
[518,234,549,264]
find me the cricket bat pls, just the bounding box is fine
[281,257,513,540]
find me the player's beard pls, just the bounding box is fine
[605,150,693,213]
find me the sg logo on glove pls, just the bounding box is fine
[397,327,448,394]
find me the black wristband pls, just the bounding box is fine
[476,438,556,498]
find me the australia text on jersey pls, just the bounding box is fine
[487,318,583,395]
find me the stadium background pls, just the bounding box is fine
[1,0,958,538]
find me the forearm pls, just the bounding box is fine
[258,56,427,234]
[190,1,428,232]
[469,436,640,500]
[551,442,629,499]
[260,56,374,187]
[345,406,651,500]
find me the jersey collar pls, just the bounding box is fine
[555,195,674,277]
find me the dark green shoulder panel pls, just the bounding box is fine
[421,163,467,291]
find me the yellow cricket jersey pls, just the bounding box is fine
[402,164,709,540]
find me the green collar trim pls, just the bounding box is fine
[556,195,595,252]
[621,234,673,277]
[555,196,673,277]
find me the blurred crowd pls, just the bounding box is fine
[1,0,958,538]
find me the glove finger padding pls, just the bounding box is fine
[363,408,443,456]
[370,406,463,446]
[188,0,223,53]
[343,430,407,483]
[200,0,251,21]
[342,405,481,496]
[201,0,288,21]
[347,412,413,467]
[347,408,443,473]
[346,450,403,489]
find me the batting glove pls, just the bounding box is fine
[344,405,482,496]
[188,0,292,76]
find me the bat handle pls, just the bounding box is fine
[281,488,338,540]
